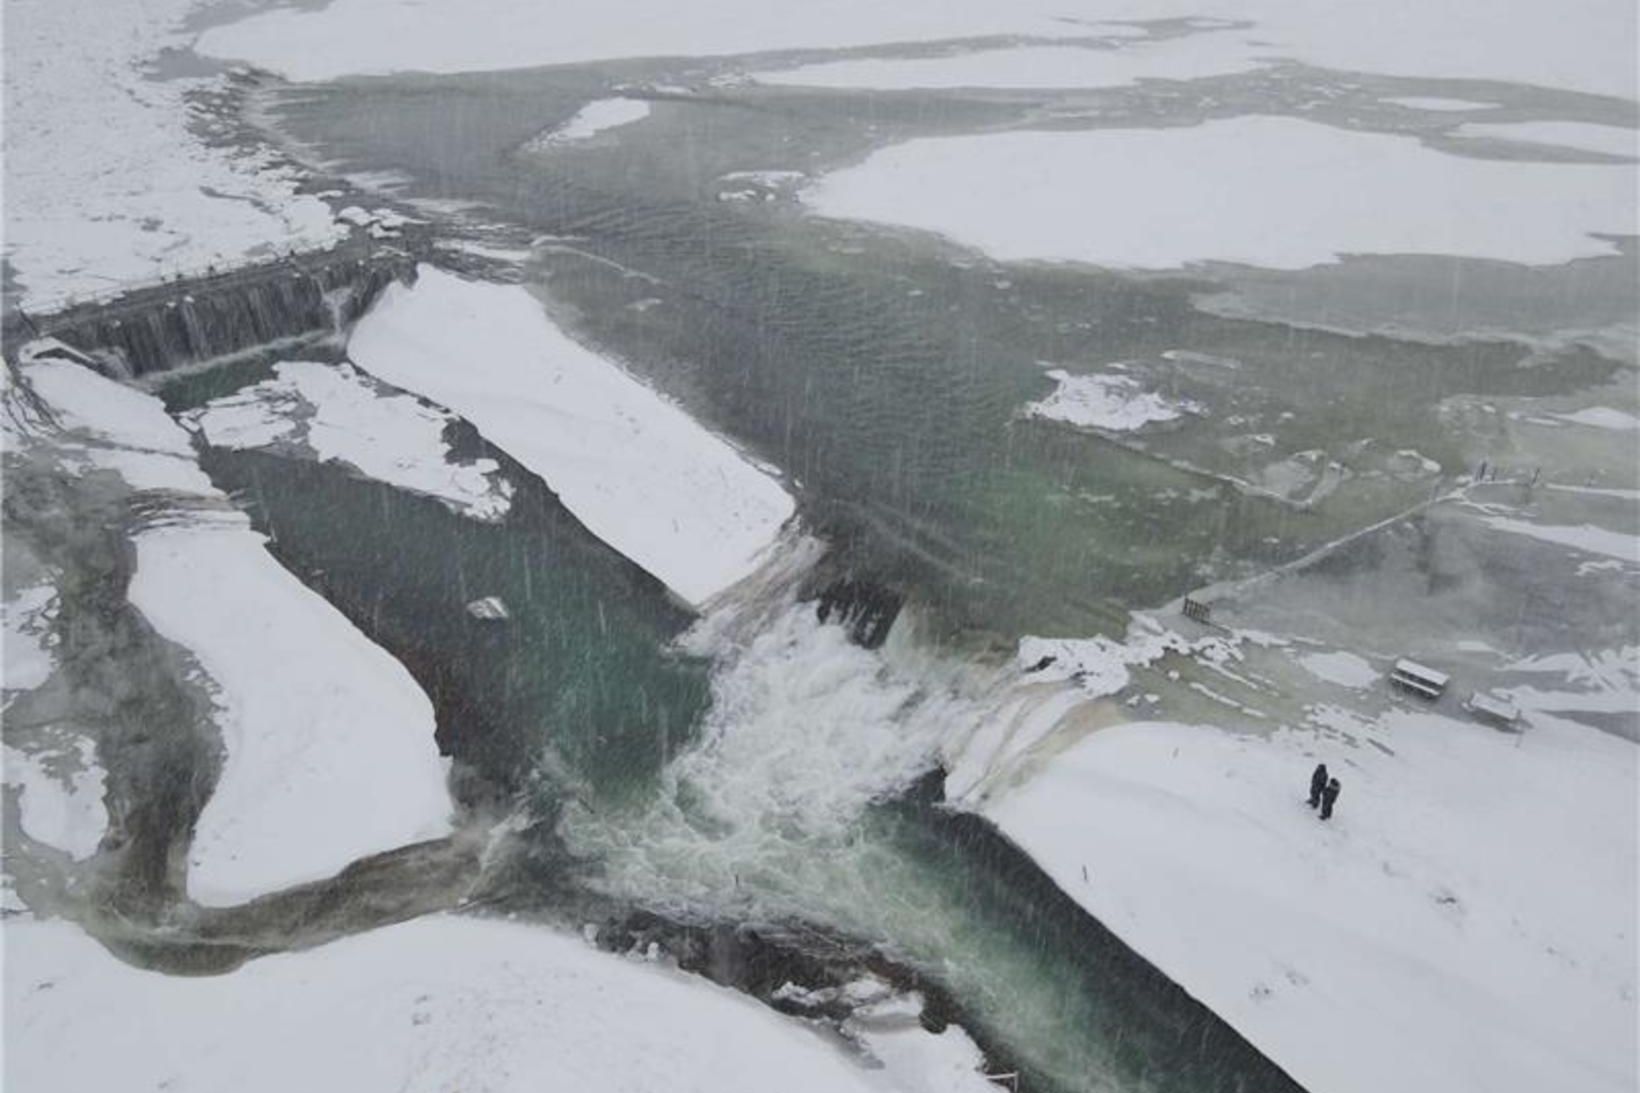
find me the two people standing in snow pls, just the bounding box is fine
[1308,763,1341,820]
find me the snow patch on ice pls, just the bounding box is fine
[526,97,652,149]
[1296,650,1380,689]
[2,738,108,861]
[131,521,455,905]
[1453,120,1638,158]
[753,37,1266,91]
[802,116,1637,270]
[1480,516,1639,563]
[1025,369,1200,432]
[348,266,795,607]
[185,361,514,521]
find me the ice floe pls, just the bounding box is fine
[1479,515,1639,563]
[1453,120,1638,158]
[185,360,514,521]
[1295,649,1380,689]
[526,97,652,148]
[753,37,1266,90]
[1384,96,1494,111]
[2,739,108,861]
[2,582,58,697]
[348,266,795,607]
[17,355,454,906]
[802,116,1637,270]
[1025,369,1200,432]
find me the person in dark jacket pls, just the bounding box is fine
[1308,763,1328,809]
[1319,777,1341,820]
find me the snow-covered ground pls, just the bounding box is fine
[526,97,652,148]
[4,913,989,1093]
[184,361,514,521]
[1025,368,1201,432]
[348,266,795,607]
[1454,120,1639,158]
[193,0,1636,99]
[2,0,343,311]
[983,708,1638,1093]
[753,36,1267,90]
[802,116,1638,270]
[16,356,454,905]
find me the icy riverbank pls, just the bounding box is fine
[349,266,795,607]
[4,913,976,1092]
[984,708,1637,1093]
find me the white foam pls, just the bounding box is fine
[2,583,58,696]
[18,355,454,905]
[1296,650,1380,689]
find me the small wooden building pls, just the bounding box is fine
[1390,658,1448,700]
